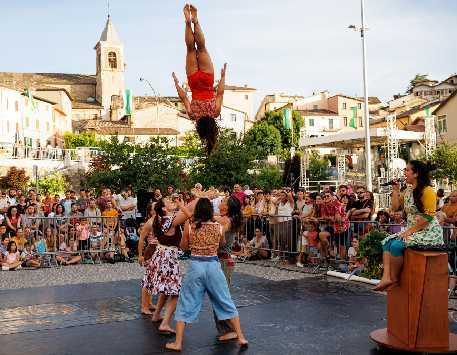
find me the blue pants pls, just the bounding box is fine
[175,256,239,323]
[383,238,406,257]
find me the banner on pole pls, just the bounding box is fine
[282,108,292,130]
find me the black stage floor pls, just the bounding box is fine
[1,273,456,355]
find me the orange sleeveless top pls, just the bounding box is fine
[190,222,222,256]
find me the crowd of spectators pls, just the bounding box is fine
[2,183,456,278]
[225,183,457,274]
[0,187,138,270]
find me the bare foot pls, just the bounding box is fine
[141,308,153,315]
[189,4,198,23]
[373,279,395,292]
[165,342,182,352]
[183,4,191,23]
[218,332,238,342]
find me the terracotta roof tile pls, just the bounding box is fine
[297,109,338,116]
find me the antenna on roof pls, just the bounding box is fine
[107,0,110,18]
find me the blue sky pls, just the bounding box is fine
[1,0,456,103]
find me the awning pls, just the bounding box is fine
[299,128,424,149]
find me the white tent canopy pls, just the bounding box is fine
[300,128,424,149]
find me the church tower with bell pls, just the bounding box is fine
[95,15,126,120]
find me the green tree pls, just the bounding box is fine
[251,165,282,190]
[308,151,329,180]
[0,167,30,190]
[261,110,304,153]
[172,131,204,157]
[428,144,457,184]
[64,132,100,149]
[188,129,255,188]
[243,121,282,159]
[407,73,429,92]
[38,173,67,194]
[86,137,182,192]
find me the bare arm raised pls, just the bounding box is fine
[172,72,193,118]
[214,63,227,116]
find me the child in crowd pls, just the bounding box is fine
[375,210,391,233]
[3,241,22,270]
[34,233,47,255]
[21,242,41,268]
[347,238,364,275]
[389,211,405,234]
[297,221,319,267]
[56,233,81,265]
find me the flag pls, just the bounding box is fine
[124,89,133,115]
[24,88,37,111]
[349,107,357,128]
[282,108,292,130]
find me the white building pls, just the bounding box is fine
[0,85,71,148]
[298,109,343,137]
[219,105,248,137]
[255,93,304,121]
[293,91,330,111]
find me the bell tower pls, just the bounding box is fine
[95,15,125,120]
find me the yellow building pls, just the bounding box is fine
[433,90,457,144]
[328,94,366,129]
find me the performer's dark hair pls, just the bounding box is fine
[409,160,435,214]
[196,116,219,155]
[227,195,242,232]
[152,198,166,237]
[193,198,214,229]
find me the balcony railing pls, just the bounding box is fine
[0,144,101,162]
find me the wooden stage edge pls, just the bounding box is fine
[370,328,457,353]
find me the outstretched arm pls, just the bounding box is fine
[215,63,227,116]
[172,72,193,118]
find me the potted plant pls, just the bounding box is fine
[358,229,388,280]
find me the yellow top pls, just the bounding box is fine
[421,186,436,218]
[400,186,436,221]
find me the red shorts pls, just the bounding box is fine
[187,70,215,100]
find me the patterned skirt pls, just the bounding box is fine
[382,216,444,247]
[141,244,182,296]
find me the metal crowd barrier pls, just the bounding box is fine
[238,215,457,275]
[26,216,123,265]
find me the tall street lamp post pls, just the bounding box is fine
[349,0,372,191]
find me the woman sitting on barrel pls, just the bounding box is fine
[374,160,444,291]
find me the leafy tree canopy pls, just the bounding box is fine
[64,132,100,149]
[188,129,255,188]
[428,144,457,184]
[38,173,68,195]
[243,121,282,159]
[0,167,30,191]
